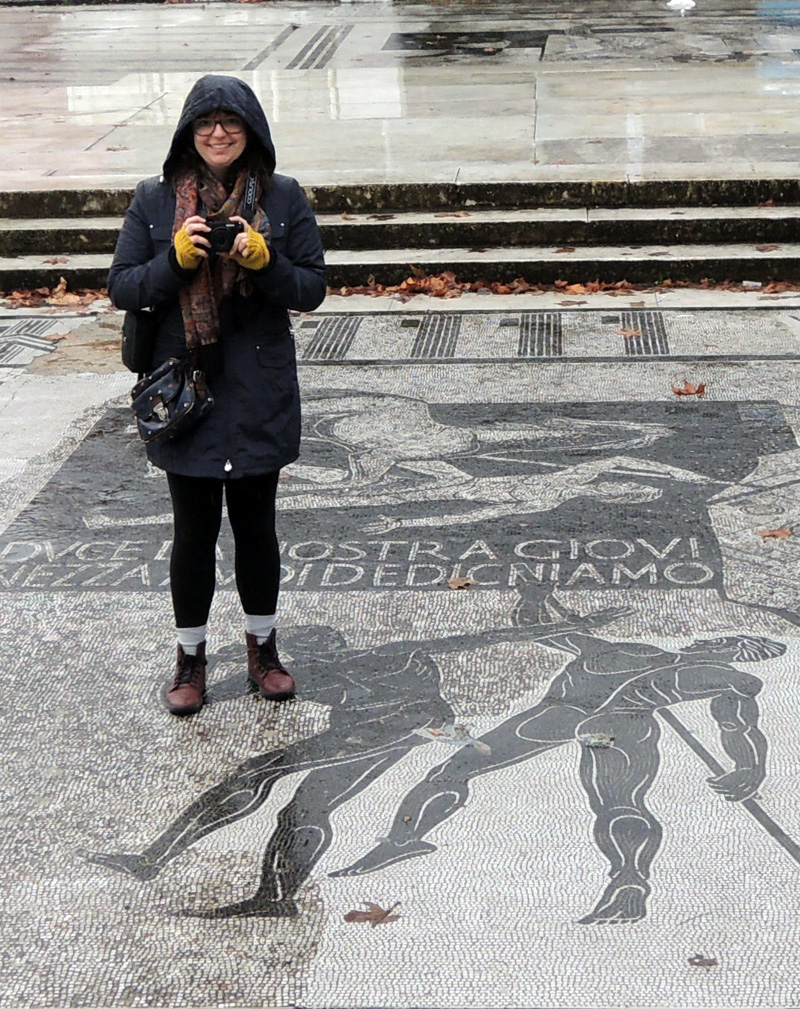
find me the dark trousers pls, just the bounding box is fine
[166,471,281,628]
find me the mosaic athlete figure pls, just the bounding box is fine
[331,598,784,925]
[82,606,625,918]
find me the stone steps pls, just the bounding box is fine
[2,182,800,290]
[318,206,800,252]
[3,180,800,218]
[3,205,800,257]
[4,242,800,292]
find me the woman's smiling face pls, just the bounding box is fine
[192,110,247,177]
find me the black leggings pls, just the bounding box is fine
[167,471,281,628]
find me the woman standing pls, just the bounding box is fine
[108,75,326,716]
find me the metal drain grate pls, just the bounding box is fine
[303,317,362,360]
[286,25,353,70]
[410,315,461,358]
[622,311,669,356]
[517,313,563,357]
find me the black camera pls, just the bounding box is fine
[205,220,244,254]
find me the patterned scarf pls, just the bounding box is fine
[172,167,266,352]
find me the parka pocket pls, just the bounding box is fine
[255,338,295,369]
[150,224,174,249]
[267,221,285,253]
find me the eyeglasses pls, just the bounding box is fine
[193,115,245,137]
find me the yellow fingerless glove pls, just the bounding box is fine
[231,228,270,271]
[173,226,204,270]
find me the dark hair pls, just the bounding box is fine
[166,124,273,191]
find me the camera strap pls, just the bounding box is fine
[242,172,258,223]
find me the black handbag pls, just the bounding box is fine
[121,309,160,373]
[130,358,214,444]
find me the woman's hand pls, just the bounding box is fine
[173,215,211,269]
[228,216,271,271]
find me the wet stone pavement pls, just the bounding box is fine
[4,303,800,1007]
[6,0,800,188]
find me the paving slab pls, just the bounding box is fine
[3,301,800,1008]
[4,0,800,190]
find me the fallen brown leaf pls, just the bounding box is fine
[368,214,395,221]
[344,902,401,927]
[434,211,471,218]
[341,212,356,221]
[554,247,576,254]
[620,328,641,339]
[757,525,793,539]
[106,145,129,152]
[671,380,706,398]
[43,256,68,265]
[756,244,780,252]
[447,576,478,590]
[629,300,646,307]
[558,300,588,306]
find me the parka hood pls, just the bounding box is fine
[162,75,276,180]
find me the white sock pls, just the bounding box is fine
[245,613,276,645]
[177,625,207,655]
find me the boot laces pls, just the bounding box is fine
[175,652,203,686]
[258,639,286,674]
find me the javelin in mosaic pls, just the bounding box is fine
[297,390,673,489]
[331,593,786,925]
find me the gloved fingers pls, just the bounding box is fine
[228,217,251,257]
[174,223,208,269]
[227,220,270,270]
[180,215,212,249]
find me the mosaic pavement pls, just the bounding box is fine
[5,307,800,1007]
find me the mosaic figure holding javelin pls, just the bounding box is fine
[83,603,626,918]
[332,595,783,925]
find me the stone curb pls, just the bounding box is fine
[1,180,799,218]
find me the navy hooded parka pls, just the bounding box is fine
[108,75,326,479]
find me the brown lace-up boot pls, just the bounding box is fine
[165,643,207,715]
[246,629,295,701]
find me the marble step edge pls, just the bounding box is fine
[4,209,800,256]
[327,243,800,263]
[5,207,800,231]
[6,245,800,266]
[3,179,800,217]
[3,246,800,291]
